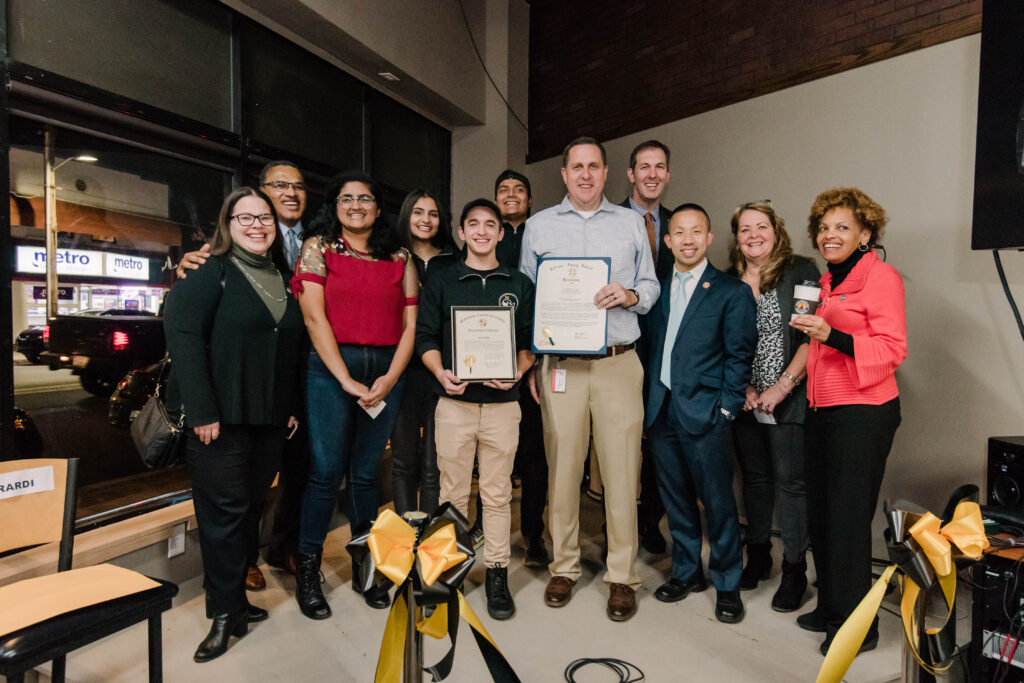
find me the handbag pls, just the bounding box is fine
[130,358,185,469]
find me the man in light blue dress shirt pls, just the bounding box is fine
[519,137,659,622]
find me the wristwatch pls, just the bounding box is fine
[628,288,640,306]
[720,407,736,422]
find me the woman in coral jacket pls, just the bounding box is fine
[789,187,906,656]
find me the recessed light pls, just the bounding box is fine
[378,72,400,82]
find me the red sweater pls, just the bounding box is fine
[806,251,906,408]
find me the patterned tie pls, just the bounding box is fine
[660,270,693,389]
[644,212,657,262]
[286,228,301,267]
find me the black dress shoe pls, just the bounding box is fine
[247,604,269,622]
[364,582,391,609]
[194,610,248,663]
[654,575,707,603]
[715,590,745,623]
[639,524,667,555]
[523,536,551,568]
[820,629,878,656]
[797,608,827,633]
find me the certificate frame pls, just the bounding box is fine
[531,256,610,355]
[450,306,518,382]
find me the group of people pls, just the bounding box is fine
[163,136,906,663]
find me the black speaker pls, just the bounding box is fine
[988,436,1024,507]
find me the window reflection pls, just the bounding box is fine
[8,117,230,519]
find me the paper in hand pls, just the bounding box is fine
[362,400,386,419]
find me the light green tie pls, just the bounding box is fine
[660,270,692,389]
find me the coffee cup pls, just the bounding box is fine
[791,281,822,320]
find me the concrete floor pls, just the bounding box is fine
[44,494,907,682]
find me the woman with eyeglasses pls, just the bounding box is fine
[291,171,418,618]
[727,201,819,612]
[790,188,906,655]
[390,189,457,517]
[164,187,304,662]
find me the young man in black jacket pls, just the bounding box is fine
[415,198,535,620]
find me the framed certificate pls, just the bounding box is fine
[532,257,610,354]
[450,306,517,382]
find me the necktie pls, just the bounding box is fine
[286,228,301,267]
[660,270,693,389]
[644,212,657,262]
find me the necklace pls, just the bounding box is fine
[230,256,287,302]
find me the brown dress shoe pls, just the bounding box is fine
[543,576,576,607]
[245,565,266,591]
[607,583,637,621]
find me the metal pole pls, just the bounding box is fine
[403,570,423,683]
[402,511,428,683]
[44,126,58,320]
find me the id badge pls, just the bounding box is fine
[551,368,567,393]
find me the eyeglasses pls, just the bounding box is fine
[232,213,276,227]
[337,194,376,206]
[262,180,307,192]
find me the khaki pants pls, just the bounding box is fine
[538,351,644,588]
[434,397,521,567]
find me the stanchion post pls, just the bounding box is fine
[402,511,429,683]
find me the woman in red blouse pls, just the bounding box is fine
[291,171,418,619]
[790,187,906,655]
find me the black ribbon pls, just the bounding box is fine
[346,504,520,682]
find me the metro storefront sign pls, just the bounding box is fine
[104,253,150,280]
[16,246,150,281]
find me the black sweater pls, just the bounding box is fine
[165,255,304,428]
[415,260,534,403]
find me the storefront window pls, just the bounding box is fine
[8,116,231,519]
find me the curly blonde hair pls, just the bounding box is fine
[729,201,793,292]
[806,187,887,248]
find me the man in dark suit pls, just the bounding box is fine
[645,203,756,623]
[619,140,674,554]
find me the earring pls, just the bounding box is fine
[858,242,869,252]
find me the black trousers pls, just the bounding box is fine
[265,421,309,558]
[805,398,900,633]
[516,389,548,540]
[391,366,440,515]
[186,424,284,615]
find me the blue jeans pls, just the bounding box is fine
[299,344,405,553]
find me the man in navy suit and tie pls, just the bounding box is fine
[645,203,756,623]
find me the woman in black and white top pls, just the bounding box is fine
[727,200,819,612]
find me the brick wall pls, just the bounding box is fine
[527,0,981,162]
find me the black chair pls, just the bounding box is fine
[0,458,179,682]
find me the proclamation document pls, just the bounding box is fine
[532,257,609,354]
[451,306,517,382]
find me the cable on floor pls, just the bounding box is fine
[564,658,644,682]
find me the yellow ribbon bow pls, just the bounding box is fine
[364,509,517,683]
[368,509,467,587]
[816,500,987,683]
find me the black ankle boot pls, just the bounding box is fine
[194,609,248,662]
[296,551,332,620]
[740,540,773,590]
[485,566,515,620]
[771,558,808,612]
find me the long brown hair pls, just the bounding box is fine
[209,186,279,256]
[728,201,793,292]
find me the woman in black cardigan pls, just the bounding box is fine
[165,187,304,662]
[728,201,820,612]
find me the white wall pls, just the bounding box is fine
[528,35,1023,528]
[451,0,530,218]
